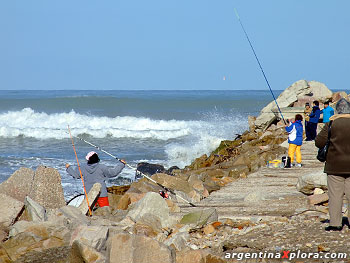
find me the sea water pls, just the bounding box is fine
[0,90,279,199]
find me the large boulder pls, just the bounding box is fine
[127,192,173,228]
[176,249,207,263]
[5,221,70,261]
[78,183,101,215]
[46,205,89,230]
[30,166,66,209]
[271,106,304,121]
[255,80,332,129]
[0,167,35,202]
[24,196,47,222]
[0,194,24,229]
[296,170,328,195]
[332,91,348,103]
[70,225,109,251]
[109,233,176,263]
[116,192,146,210]
[136,162,166,178]
[164,225,191,251]
[69,240,106,263]
[151,173,192,194]
[180,208,218,226]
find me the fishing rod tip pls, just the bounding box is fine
[234,8,240,19]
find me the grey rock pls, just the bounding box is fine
[70,240,106,263]
[25,196,47,222]
[180,208,218,226]
[78,183,101,215]
[70,225,109,251]
[0,167,35,202]
[296,170,327,195]
[164,225,190,251]
[46,205,90,230]
[0,194,24,228]
[127,192,172,228]
[109,233,176,263]
[255,80,332,130]
[244,191,266,202]
[6,221,70,261]
[30,166,66,209]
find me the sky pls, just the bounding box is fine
[0,1,349,91]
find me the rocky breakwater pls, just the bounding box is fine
[0,127,290,263]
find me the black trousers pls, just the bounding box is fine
[307,122,318,140]
[305,121,310,140]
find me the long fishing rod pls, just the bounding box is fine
[67,126,92,216]
[68,132,196,207]
[234,9,287,125]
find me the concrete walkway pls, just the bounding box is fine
[180,141,323,220]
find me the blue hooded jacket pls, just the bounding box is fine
[321,106,334,123]
[309,106,321,123]
[285,120,303,146]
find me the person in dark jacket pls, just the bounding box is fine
[285,114,303,167]
[66,151,125,208]
[303,103,312,141]
[306,100,321,141]
[315,98,350,231]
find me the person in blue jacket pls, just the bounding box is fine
[306,100,321,141]
[320,101,334,123]
[285,114,303,167]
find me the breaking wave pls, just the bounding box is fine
[0,108,203,140]
[0,107,248,168]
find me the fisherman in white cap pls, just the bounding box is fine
[66,151,126,209]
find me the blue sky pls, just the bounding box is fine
[0,1,349,90]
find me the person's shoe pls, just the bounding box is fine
[325,226,342,231]
[295,163,302,168]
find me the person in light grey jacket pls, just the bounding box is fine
[66,151,125,207]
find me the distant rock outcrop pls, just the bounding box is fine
[254,80,333,130]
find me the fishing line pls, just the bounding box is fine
[68,125,93,216]
[234,9,286,124]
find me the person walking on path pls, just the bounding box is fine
[66,151,125,208]
[303,102,312,141]
[306,100,321,141]
[315,98,350,231]
[285,114,303,167]
[321,101,335,123]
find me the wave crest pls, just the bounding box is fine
[0,108,205,140]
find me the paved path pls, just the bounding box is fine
[180,141,323,220]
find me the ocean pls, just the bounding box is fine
[0,90,280,199]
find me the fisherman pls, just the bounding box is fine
[285,114,303,167]
[320,101,335,123]
[306,100,321,141]
[66,151,126,209]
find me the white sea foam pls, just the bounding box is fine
[0,108,248,169]
[165,112,248,167]
[0,108,198,140]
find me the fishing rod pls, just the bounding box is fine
[68,132,196,207]
[234,9,287,125]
